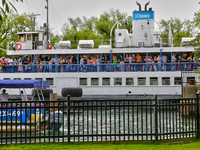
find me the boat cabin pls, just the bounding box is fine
[15,31,51,50]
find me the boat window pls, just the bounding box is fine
[187,77,195,84]
[27,34,31,41]
[35,78,42,80]
[91,78,99,86]
[80,78,87,86]
[14,78,21,80]
[114,78,122,85]
[19,35,25,42]
[162,77,170,85]
[3,78,10,80]
[46,78,53,85]
[138,77,146,85]
[103,78,110,85]
[150,77,158,85]
[24,78,31,80]
[174,77,182,85]
[126,78,134,85]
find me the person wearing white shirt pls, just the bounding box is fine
[20,91,28,101]
[1,89,11,101]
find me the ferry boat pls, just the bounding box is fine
[1,2,199,97]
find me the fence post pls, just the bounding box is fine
[197,93,200,139]
[67,95,71,144]
[154,95,158,142]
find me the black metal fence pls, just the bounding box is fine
[0,95,200,144]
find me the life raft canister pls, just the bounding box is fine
[48,44,52,49]
[15,43,22,50]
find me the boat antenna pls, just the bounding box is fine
[45,0,49,49]
[28,14,41,31]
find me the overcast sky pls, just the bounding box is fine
[11,0,200,34]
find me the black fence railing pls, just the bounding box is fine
[0,95,200,144]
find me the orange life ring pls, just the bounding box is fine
[48,44,52,49]
[15,43,22,50]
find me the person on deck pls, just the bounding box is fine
[20,91,28,101]
[1,89,11,101]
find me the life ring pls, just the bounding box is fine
[48,44,52,49]
[15,43,22,50]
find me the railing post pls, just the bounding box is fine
[196,93,200,139]
[77,54,79,72]
[146,52,148,71]
[154,95,158,142]
[12,55,14,73]
[100,53,102,72]
[123,53,125,72]
[55,54,57,72]
[110,50,113,72]
[67,95,71,144]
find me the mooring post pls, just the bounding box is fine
[154,95,158,142]
[67,95,71,144]
[196,93,200,139]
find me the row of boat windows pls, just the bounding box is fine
[2,77,195,86]
[79,77,183,86]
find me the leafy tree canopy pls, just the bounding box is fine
[0,11,32,55]
[159,18,194,47]
[61,9,132,48]
[0,0,23,21]
[94,9,132,40]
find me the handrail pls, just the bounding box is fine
[0,62,198,73]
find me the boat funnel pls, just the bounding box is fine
[136,1,141,11]
[145,1,150,11]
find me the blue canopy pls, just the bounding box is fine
[0,80,50,89]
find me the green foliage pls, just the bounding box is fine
[0,0,23,21]
[192,9,200,57]
[159,18,194,47]
[51,34,62,48]
[94,9,132,40]
[193,10,200,28]
[0,11,33,50]
[62,23,103,48]
[61,9,132,48]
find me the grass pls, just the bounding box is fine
[1,140,200,150]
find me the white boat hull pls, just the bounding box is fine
[0,71,188,96]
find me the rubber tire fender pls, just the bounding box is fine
[61,87,82,97]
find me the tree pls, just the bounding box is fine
[0,11,33,54]
[50,33,62,49]
[0,0,23,21]
[159,18,194,47]
[62,23,103,49]
[94,8,132,44]
[192,9,200,58]
[61,16,103,49]
[67,16,98,32]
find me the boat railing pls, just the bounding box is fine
[0,62,198,73]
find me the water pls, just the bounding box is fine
[0,108,196,144]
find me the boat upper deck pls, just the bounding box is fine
[7,47,195,55]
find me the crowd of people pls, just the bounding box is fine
[0,52,198,73]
